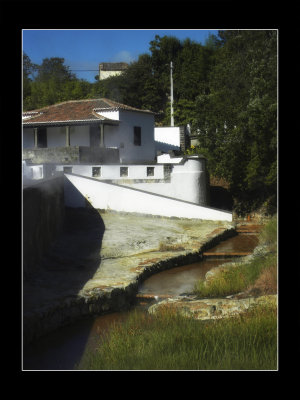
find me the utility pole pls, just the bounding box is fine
[170,61,174,126]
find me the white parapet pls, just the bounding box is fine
[64,173,232,221]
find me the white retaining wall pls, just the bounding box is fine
[56,163,165,180]
[64,173,232,221]
[120,158,208,205]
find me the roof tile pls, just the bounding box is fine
[23,98,153,125]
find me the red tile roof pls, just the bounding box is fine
[23,98,153,126]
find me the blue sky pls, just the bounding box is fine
[23,29,219,82]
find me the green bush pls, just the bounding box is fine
[194,250,276,298]
[259,214,277,248]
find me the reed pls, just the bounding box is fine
[76,303,277,370]
[193,214,277,298]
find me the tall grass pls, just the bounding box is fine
[77,303,277,370]
[259,213,277,250]
[193,214,277,298]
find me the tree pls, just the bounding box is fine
[193,30,277,213]
[25,57,83,109]
[23,52,38,110]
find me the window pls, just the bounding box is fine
[63,166,73,174]
[147,167,155,177]
[37,127,47,148]
[92,167,101,177]
[134,126,141,146]
[120,167,128,177]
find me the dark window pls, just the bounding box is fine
[120,167,128,177]
[37,127,47,148]
[63,166,73,174]
[90,126,100,147]
[92,167,101,177]
[147,167,155,177]
[134,126,141,146]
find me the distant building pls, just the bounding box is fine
[99,62,128,80]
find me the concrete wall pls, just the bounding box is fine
[99,70,124,80]
[64,173,232,221]
[115,110,156,163]
[23,128,35,148]
[70,125,90,146]
[57,156,209,206]
[23,176,65,276]
[154,127,180,153]
[56,163,165,180]
[120,158,209,205]
[23,147,81,164]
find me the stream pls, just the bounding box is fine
[23,231,259,370]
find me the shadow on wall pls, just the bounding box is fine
[23,204,106,369]
[23,178,106,302]
[210,186,234,211]
[34,206,106,295]
[23,177,107,367]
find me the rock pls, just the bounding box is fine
[148,295,277,320]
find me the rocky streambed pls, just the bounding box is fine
[23,208,237,345]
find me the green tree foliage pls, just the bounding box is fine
[193,30,277,213]
[23,52,38,110]
[23,56,93,110]
[97,35,214,126]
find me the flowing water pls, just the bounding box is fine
[23,232,259,370]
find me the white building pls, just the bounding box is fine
[99,62,128,80]
[22,98,232,221]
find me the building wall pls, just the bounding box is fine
[64,174,232,221]
[154,127,180,147]
[23,128,35,148]
[120,158,209,205]
[23,176,65,276]
[99,70,124,80]
[95,110,120,121]
[116,110,156,163]
[56,164,165,180]
[69,125,90,146]
[56,156,208,205]
[47,126,66,147]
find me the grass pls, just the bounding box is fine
[76,303,277,370]
[193,214,277,298]
[158,241,186,252]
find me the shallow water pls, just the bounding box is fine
[138,259,233,297]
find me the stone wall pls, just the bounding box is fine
[23,176,65,276]
[22,146,120,164]
[23,147,80,164]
